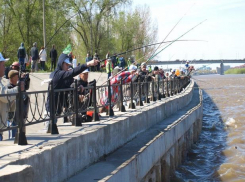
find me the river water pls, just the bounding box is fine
[173,74,245,182]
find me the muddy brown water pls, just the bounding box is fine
[173,74,245,181]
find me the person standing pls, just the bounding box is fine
[106,58,113,78]
[85,53,92,71]
[50,44,57,71]
[30,42,39,72]
[119,56,125,69]
[4,62,20,79]
[7,70,19,139]
[0,53,24,141]
[39,46,47,71]
[17,43,26,70]
[72,55,77,68]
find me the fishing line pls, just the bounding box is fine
[148,19,207,62]
[149,2,196,61]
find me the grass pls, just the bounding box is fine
[225,68,245,74]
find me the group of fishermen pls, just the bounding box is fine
[0,43,195,140]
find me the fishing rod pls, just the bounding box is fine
[97,39,205,85]
[99,40,206,63]
[149,2,196,61]
[147,19,207,62]
[98,19,207,86]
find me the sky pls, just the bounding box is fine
[133,0,245,69]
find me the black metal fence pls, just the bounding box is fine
[0,76,190,145]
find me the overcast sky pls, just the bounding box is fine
[133,0,245,63]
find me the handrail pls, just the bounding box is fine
[0,76,191,144]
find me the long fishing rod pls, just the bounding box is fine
[150,2,196,61]
[147,19,207,62]
[99,40,205,63]
[98,19,207,85]
[98,39,205,86]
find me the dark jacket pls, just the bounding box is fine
[17,43,26,59]
[46,53,88,114]
[50,48,57,61]
[30,46,39,60]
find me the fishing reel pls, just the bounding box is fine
[19,71,30,91]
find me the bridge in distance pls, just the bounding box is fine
[148,59,245,75]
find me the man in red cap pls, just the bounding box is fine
[4,61,20,79]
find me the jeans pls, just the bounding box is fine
[19,58,25,70]
[31,59,38,72]
[51,60,56,70]
[40,61,45,70]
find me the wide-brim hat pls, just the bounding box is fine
[0,53,9,62]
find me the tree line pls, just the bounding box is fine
[0,0,158,65]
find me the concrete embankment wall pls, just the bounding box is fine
[1,81,195,182]
[103,89,203,182]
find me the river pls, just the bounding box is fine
[173,74,245,182]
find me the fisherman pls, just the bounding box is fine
[99,65,138,112]
[0,53,24,141]
[44,45,99,129]
[185,61,190,74]
[4,62,20,79]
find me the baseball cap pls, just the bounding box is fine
[114,66,122,70]
[128,65,137,71]
[141,62,146,66]
[0,53,10,62]
[82,69,89,73]
[154,66,159,71]
[8,70,19,78]
[63,58,72,65]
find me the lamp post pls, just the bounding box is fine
[43,0,46,47]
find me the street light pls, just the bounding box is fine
[43,0,46,48]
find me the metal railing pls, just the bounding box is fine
[0,76,190,145]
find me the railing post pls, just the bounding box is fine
[145,79,150,103]
[129,81,136,109]
[92,80,100,121]
[151,79,156,101]
[157,76,161,100]
[166,78,169,97]
[119,78,126,112]
[162,79,166,98]
[47,81,59,134]
[137,79,143,106]
[177,78,180,93]
[74,80,81,126]
[107,80,114,116]
[170,78,173,96]
[14,83,27,145]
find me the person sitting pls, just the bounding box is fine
[70,69,94,123]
